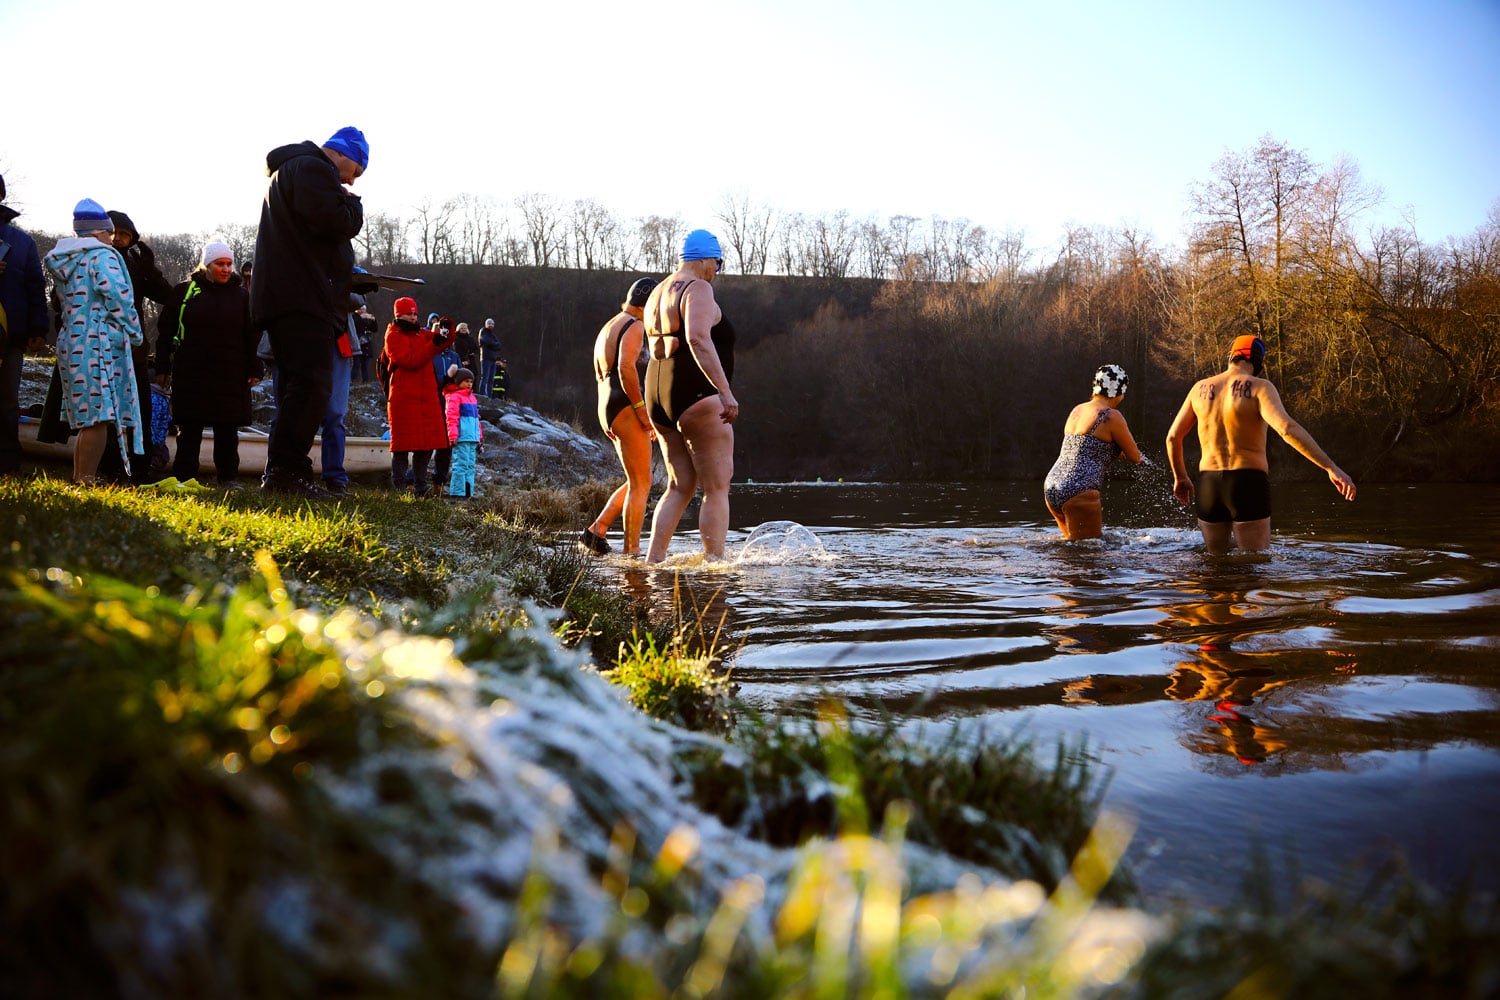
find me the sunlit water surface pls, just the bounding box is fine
[599,480,1500,904]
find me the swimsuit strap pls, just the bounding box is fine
[1086,408,1111,435]
[650,277,697,340]
[598,312,635,379]
[610,315,639,377]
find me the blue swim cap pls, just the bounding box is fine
[680,229,722,262]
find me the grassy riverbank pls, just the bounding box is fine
[1,474,1496,997]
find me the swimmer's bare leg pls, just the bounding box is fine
[1045,501,1069,535]
[1231,518,1272,553]
[1198,519,1234,556]
[1060,490,1103,540]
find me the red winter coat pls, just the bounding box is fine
[384,320,454,451]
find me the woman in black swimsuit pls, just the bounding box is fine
[642,229,739,564]
[579,277,657,557]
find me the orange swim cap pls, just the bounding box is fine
[1229,335,1265,374]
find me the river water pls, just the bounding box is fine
[608,479,1500,905]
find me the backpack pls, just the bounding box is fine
[377,349,393,399]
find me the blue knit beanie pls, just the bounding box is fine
[680,229,722,262]
[73,198,112,235]
[323,126,369,171]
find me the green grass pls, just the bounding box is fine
[1,472,1497,997]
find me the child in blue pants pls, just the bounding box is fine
[443,368,482,498]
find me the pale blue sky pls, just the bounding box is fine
[3,0,1496,253]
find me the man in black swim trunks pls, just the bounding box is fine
[1166,335,1356,554]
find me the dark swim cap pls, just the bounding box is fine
[1229,335,1266,376]
[626,277,658,308]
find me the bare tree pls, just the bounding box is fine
[412,198,458,265]
[635,214,683,272]
[517,192,566,266]
[570,198,618,269]
[715,191,778,274]
[451,193,502,264]
[359,211,412,268]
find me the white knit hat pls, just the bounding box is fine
[201,239,234,267]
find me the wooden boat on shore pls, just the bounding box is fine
[17,418,393,478]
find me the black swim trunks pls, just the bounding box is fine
[1195,469,1272,523]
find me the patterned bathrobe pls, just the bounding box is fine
[44,237,144,470]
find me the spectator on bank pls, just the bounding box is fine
[354,303,376,382]
[443,366,482,499]
[318,289,365,497]
[251,125,367,498]
[385,296,453,495]
[91,210,173,484]
[43,199,144,484]
[0,174,52,477]
[478,316,501,397]
[430,315,459,491]
[156,240,262,487]
[453,321,478,371]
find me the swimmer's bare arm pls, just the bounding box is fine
[618,318,654,437]
[1258,382,1357,501]
[1105,410,1146,464]
[1166,393,1199,504]
[682,280,738,424]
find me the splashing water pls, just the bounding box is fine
[738,520,830,565]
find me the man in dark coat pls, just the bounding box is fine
[100,209,175,483]
[251,126,367,497]
[0,174,51,476]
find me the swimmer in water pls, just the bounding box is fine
[580,277,658,558]
[1042,364,1148,539]
[1165,334,1356,555]
[642,230,737,564]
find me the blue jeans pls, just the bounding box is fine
[479,359,498,398]
[321,351,351,488]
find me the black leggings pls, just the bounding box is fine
[174,422,241,483]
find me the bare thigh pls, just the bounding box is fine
[1060,490,1102,540]
[676,396,734,491]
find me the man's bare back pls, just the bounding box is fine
[1166,340,1355,553]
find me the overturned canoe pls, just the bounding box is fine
[17,418,393,477]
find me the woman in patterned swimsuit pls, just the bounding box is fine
[1042,364,1147,540]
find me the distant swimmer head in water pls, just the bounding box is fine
[625,276,657,310]
[1092,364,1129,399]
[1229,335,1266,376]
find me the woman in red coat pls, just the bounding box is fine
[384,296,454,494]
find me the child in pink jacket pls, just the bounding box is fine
[443,367,482,498]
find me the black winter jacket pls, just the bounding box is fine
[250,141,363,332]
[158,271,263,425]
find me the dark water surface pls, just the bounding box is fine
[615,480,1500,904]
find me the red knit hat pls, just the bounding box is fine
[394,297,418,318]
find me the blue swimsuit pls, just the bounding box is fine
[1043,409,1121,509]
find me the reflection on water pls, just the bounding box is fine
[592,482,1500,904]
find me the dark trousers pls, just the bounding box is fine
[264,314,336,480]
[0,345,23,474]
[174,421,240,482]
[391,450,432,490]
